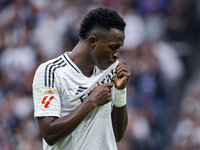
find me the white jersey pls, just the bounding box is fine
[33,52,119,150]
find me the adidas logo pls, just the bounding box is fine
[75,86,88,95]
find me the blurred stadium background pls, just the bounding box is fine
[0,0,200,150]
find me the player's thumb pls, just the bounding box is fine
[105,82,113,88]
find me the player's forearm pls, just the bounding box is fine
[37,99,96,146]
[111,105,128,142]
[111,86,128,142]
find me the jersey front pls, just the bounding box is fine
[33,52,119,150]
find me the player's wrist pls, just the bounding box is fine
[114,88,126,107]
[84,97,97,109]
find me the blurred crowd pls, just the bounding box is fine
[0,0,200,150]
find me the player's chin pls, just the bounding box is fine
[98,64,109,70]
[98,61,115,70]
[98,65,107,70]
[105,62,115,69]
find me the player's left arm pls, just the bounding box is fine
[111,60,131,142]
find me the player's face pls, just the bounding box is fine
[91,28,125,70]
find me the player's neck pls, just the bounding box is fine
[69,41,95,77]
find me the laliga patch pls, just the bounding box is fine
[41,96,54,109]
[44,89,55,94]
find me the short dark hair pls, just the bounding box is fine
[79,7,126,39]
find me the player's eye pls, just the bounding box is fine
[109,45,120,50]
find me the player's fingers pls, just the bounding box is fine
[107,92,112,97]
[104,82,113,88]
[116,67,130,77]
[116,72,130,80]
[118,60,126,66]
[116,61,125,69]
[116,66,129,74]
[116,62,127,72]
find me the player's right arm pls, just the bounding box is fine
[36,100,95,146]
[37,83,113,146]
[33,64,113,146]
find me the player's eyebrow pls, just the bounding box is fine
[111,43,123,46]
[109,43,123,50]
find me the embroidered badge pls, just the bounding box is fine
[44,89,55,94]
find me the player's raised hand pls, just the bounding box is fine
[87,83,113,107]
[114,61,130,89]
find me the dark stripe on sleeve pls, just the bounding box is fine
[52,63,67,88]
[48,60,65,87]
[44,57,62,87]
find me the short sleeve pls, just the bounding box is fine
[32,63,61,118]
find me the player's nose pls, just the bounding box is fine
[113,50,120,60]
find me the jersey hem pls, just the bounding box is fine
[34,111,60,118]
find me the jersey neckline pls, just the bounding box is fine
[62,52,100,79]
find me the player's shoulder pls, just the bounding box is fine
[36,55,66,72]
[33,54,68,88]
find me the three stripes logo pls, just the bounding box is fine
[45,57,67,88]
[75,86,88,95]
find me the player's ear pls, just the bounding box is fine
[88,36,97,49]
